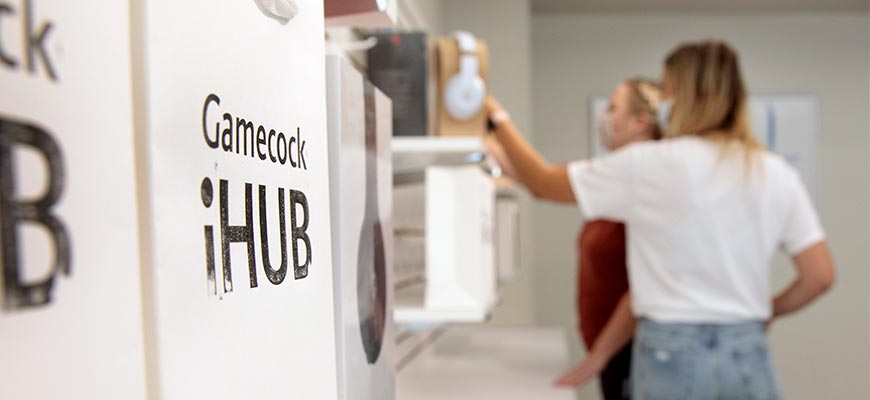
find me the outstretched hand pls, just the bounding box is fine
[553,354,606,389]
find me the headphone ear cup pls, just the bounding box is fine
[445,74,486,121]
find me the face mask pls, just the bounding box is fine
[596,111,615,150]
[657,99,673,132]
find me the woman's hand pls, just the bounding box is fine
[553,352,607,388]
[485,96,504,117]
[483,135,521,183]
[481,96,577,204]
[554,293,637,389]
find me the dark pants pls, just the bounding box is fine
[600,341,633,400]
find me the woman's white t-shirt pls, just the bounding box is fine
[567,136,825,323]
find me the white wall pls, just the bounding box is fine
[530,13,869,400]
[443,0,537,326]
[399,0,447,34]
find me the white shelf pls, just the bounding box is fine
[393,281,494,328]
[391,137,489,179]
[392,136,484,155]
[394,305,491,326]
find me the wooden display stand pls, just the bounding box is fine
[434,36,490,137]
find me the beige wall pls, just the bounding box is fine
[443,0,538,326]
[398,0,446,34]
[530,13,869,400]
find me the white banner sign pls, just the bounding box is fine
[0,0,147,398]
[136,0,339,398]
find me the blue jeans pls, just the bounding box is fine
[631,318,781,400]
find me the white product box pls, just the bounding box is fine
[391,137,498,326]
[420,165,497,319]
[326,54,396,400]
[495,185,521,284]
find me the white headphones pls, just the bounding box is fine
[444,31,486,121]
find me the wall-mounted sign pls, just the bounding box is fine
[0,0,147,398]
[327,54,396,400]
[746,95,819,199]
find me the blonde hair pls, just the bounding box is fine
[624,78,663,140]
[663,40,763,162]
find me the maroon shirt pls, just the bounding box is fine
[576,220,630,349]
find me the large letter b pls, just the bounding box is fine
[0,116,70,310]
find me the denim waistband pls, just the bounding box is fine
[638,317,765,342]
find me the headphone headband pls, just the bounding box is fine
[454,31,477,54]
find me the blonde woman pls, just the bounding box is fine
[555,78,663,400]
[486,40,834,399]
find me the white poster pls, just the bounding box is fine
[136,0,339,398]
[0,0,147,398]
[589,94,819,198]
[326,55,396,400]
[746,95,819,199]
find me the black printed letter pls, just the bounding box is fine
[259,185,288,285]
[288,189,311,279]
[24,0,56,80]
[202,94,220,149]
[0,116,71,309]
[219,180,257,291]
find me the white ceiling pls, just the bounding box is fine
[531,0,870,14]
